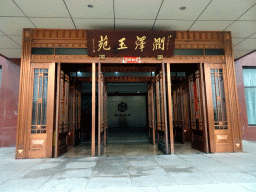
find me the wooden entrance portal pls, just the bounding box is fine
[16,29,242,159]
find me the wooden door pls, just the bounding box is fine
[148,81,156,145]
[98,63,105,156]
[188,64,208,153]
[155,63,170,154]
[103,82,108,147]
[172,84,184,144]
[204,64,233,153]
[55,70,69,157]
[70,79,82,147]
[27,63,55,158]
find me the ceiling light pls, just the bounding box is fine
[88,5,93,8]
[180,6,186,10]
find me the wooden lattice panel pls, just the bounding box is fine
[31,29,87,48]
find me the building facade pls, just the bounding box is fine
[0,56,20,147]
[235,51,256,141]
[15,29,242,159]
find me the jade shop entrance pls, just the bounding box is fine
[25,61,234,158]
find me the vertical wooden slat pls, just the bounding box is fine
[151,82,156,145]
[91,62,96,156]
[54,62,61,157]
[162,63,169,154]
[160,73,165,130]
[104,82,107,147]
[167,63,174,154]
[155,74,161,145]
[98,63,101,156]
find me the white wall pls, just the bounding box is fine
[108,96,146,128]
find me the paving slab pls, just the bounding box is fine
[168,172,220,185]
[52,169,94,179]
[92,165,129,177]
[130,174,177,187]
[157,183,251,192]
[86,177,132,189]
[37,178,88,192]
[65,161,96,169]
[128,160,160,167]
[209,172,256,183]
[0,178,49,192]
[129,166,167,176]
[71,187,159,192]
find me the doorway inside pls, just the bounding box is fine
[54,63,209,158]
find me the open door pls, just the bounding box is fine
[188,64,208,153]
[69,79,82,147]
[155,63,170,154]
[55,68,69,157]
[98,63,105,156]
[172,83,186,144]
[27,63,55,158]
[204,64,233,153]
[103,82,108,147]
[148,80,156,145]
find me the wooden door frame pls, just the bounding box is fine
[167,63,174,154]
[162,63,169,154]
[54,62,61,158]
[98,62,104,156]
[199,63,209,153]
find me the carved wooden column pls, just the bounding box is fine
[16,29,32,159]
[224,32,242,152]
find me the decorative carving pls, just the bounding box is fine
[31,139,45,149]
[17,149,24,158]
[118,102,128,112]
[235,142,241,150]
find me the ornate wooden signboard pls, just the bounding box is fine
[87,30,176,57]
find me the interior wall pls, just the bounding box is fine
[108,96,146,129]
[0,56,20,147]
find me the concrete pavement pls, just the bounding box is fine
[1,140,256,191]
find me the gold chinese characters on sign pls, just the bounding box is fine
[87,30,176,57]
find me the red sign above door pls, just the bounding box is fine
[87,30,176,57]
[123,57,140,63]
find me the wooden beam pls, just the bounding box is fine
[91,62,96,157]
[167,63,174,154]
[31,55,225,64]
